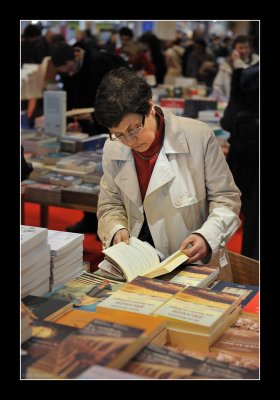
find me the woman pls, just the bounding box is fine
[94,68,241,280]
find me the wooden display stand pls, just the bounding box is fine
[228,250,259,285]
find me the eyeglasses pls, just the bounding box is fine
[110,114,145,142]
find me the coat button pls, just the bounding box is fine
[175,197,182,206]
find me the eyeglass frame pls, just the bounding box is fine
[109,113,146,142]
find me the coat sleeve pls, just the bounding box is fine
[97,149,129,248]
[193,129,241,258]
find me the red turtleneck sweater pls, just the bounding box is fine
[132,109,164,201]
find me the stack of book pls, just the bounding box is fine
[96,276,184,316]
[61,182,100,206]
[38,171,83,187]
[153,286,242,352]
[159,264,219,288]
[122,342,258,379]
[21,225,51,297]
[25,314,166,379]
[60,133,108,153]
[55,154,97,174]
[42,152,72,165]
[21,319,76,379]
[47,230,84,291]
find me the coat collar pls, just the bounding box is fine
[107,108,189,161]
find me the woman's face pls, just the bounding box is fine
[109,111,156,152]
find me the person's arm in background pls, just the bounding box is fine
[240,62,259,93]
[21,146,33,181]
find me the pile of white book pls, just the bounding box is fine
[47,230,84,291]
[21,225,51,298]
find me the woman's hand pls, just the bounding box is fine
[179,233,210,263]
[112,229,130,245]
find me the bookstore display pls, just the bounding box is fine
[21,87,258,379]
[21,224,260,380]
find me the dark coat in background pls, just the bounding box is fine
[220,63,259,259]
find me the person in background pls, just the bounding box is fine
[115,27,134,59]
[220,62,259,260]
[94,68,241,281]
[211,35,259,101]
[163,37,185,85]
[50,42,128,234]
[139,31,166,84]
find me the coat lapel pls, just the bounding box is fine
[114,158,143,211]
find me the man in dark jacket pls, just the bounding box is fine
[51,43,128,134]
[221,62,259,259]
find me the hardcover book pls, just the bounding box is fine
[99,236,188,282]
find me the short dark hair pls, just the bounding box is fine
[50,42,75,67]
[23,24,41,38]
[119,27,133,39]
[232,35,252,49]
[94,67,152,128]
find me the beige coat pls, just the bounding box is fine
[97,109,241,269]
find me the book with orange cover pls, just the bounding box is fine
[55,309,167,346]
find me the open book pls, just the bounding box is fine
[98,237,188,282]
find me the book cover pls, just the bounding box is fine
[46,273,123,313]
[163,265,219,288]
[96,276,184,316]
[241,292,259,318]
[193,357,259,379]
[123,343,202,379]
[210,281,259,308]
[100,236,188,282]
[26,319,148,378]
[22,295,72,321]
[154,286,241,334]
[210,327,259,358]
[21,319,76,379]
